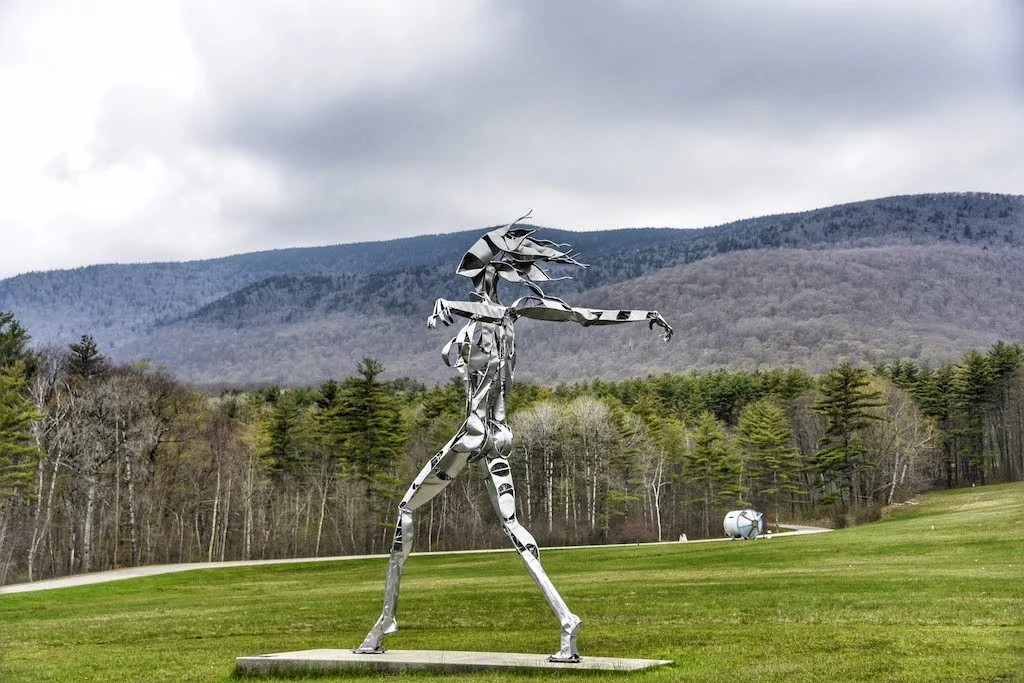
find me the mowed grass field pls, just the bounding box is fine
[1,483,1022,682]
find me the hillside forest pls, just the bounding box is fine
[3,192,1024,385]
[2,311,1023,586]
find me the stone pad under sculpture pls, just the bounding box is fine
[236,649,673,675]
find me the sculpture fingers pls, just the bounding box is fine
[428,299,455,328]
[428,313,453,329]
[647,311,673,342]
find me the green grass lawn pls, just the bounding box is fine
[2,483,1022,682]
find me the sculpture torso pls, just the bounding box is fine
[443,309,516,460]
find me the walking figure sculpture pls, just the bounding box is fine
[355,213,672,662]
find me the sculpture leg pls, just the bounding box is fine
[355,440,471,653]
[480,456,582,663]
[353,507,411,653]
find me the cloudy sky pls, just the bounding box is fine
[1,0,1021,277]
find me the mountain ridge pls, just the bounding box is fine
[3,192,1023,384]
[120,243,1024,385]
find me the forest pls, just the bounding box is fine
[2,310,1023,586]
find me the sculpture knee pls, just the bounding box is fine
[503,520,539,560]
[391,507,413,557]
[491,421,513,457]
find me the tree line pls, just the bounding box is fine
[2,310,1022,585]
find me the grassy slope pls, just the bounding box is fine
[1,483,1021,682]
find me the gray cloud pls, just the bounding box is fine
[521,1,1021,113]
[203,0,1022,161]
[198,1,1022,183]
[1,0,1021,277]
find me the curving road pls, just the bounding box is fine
[0,524,830,595]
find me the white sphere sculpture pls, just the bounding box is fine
[723,509,764,539]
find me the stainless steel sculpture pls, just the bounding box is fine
[355,213,672,663]
[723,509,765,540]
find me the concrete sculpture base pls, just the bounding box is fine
[236,649,673,675]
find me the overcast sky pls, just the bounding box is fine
[1,0,1021,278]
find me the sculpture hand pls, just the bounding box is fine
[427,298,454,329]
[647,311,673,342]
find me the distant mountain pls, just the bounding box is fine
[119,243,1024,385]
[0,227,688,351]
[2,192,1023,385]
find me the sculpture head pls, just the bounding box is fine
[457,211,587,301]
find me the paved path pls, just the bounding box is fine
[773,524,832,535]
[0,524,829,595]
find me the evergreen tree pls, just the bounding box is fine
[68,335,108,381]
[0,365,42,501]
[0,313,41,502]
[737,397,804,520]
[595,400,644,541]
[812,362,886,508]
[985,341,1024,382]
[914,364,958,487]
[328,358,407,552]
[315,380,340,410]
[983,342,1024,482]
[263,390,307,479]
[953,350,993,485]
[684,411,745,536]
[0,312,31,368]
[877,359,922,391]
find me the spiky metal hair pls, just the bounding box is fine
[457,211,587,296]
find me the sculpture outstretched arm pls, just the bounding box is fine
[427,298,506,328]
[511,296,673,342]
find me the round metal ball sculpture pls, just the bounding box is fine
[723,509,765,540]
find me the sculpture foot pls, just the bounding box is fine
[353,615,397,654]
[548,653,581,664]
[548,614,582,663]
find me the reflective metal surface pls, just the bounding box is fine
[724,509,765,540]
[355,214,672,662]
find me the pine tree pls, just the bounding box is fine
[327,358,407,553]
[315,380,340,410]
[877,359,922,391]
[812,362,886,508]
[263,390,307,480]
[914,364,958,487]
[737,397,804,520]
[0,313,41,502]
[68,335,108,381]
[984,342,1024,482]
[953,350,993,485]
[0,365,42,501]
[0,312,31,367]
[684,411,745,536]
[597,401,644,541]
[985,341,1024,382]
